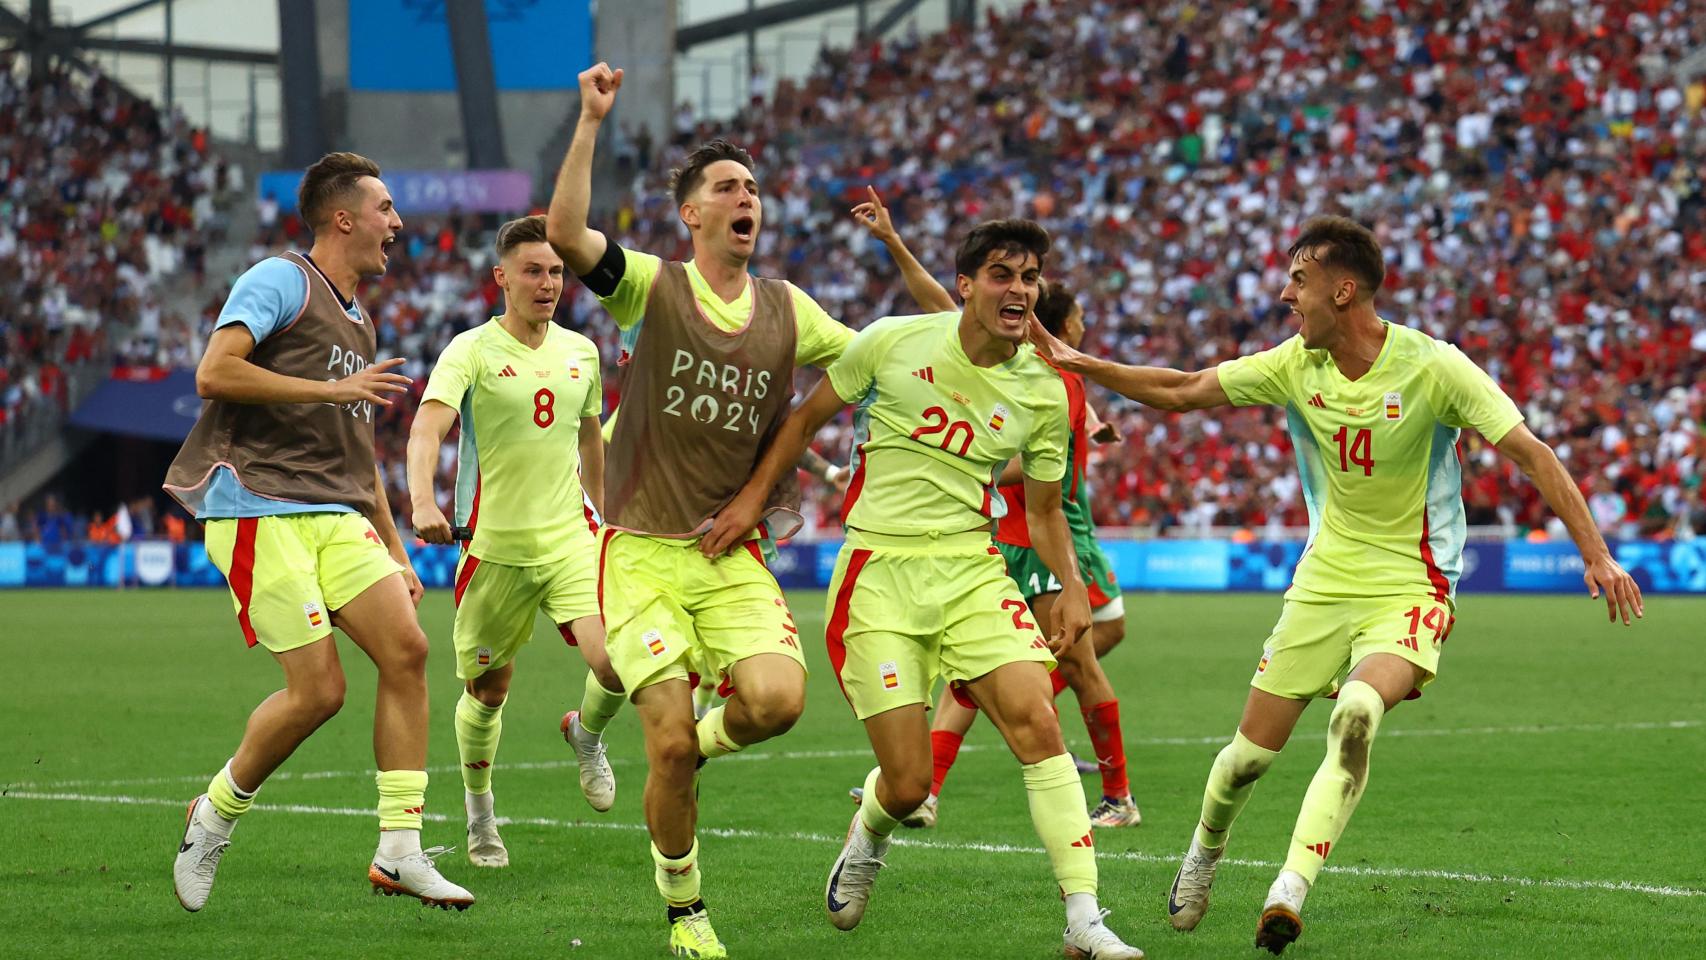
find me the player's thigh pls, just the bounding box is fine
[204,515,333,654]
[861,702,934,799]
[329,571,425,673]
[959,659,1064,763]
[1250,597,1352,701]
[599,533,696,697]
[688,543,807,685]
[938,548,1055,693]
[824,546,936,720]
[451,556,546,681]
[1347,595,1452,703]
[538,542,601,634]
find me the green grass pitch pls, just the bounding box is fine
[4,588,1703,958]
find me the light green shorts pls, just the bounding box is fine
[1252,592,1454,700]
[452,548,600,680]
[825,528,1055,720]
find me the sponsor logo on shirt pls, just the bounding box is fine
[951,390,971,406]
[1384,391,1402,420]
[1307,393,1326,408]
[497,365,518,378]
[534,369,550,378]
[911,367,935,382]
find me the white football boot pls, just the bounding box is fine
[561,710,616,812]
[1166,834,1226,931]
[847,786,937,828]
[173,795,233,912]
[369,845,476,910]
[1254,869,1310,954]
[1063,908,1146,959]
[824,810,888,930]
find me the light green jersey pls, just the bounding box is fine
[827,312,1069,537]
[1216,322,1523,602]
[420,318,604,566]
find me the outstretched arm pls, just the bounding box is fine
[700,379,849,556]
[852,186,957,313]
[1495,423,1642,624]
[1028,318,1228,413]
[547,63,623,275]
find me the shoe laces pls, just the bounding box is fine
[836,853,885,901]
[194,836,231,872]
[1176,847,1219,897]
[409,845,456,871]
[1074,908,1126,946]
[678,910,721,947]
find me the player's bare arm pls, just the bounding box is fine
[852,185,957,313]
[1023,475,1091,653]
[700,378,846,557]
[1086,402,1120,444]
[1027,317,1228,412]
[196,324,411,406]
[1493,423,1644,624]
[578,414,606,516]
[368,463,423,606]
[545,62,622,275]
[406,399,458,544]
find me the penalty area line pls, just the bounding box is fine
[3,790,1702,901]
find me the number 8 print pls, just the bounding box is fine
[534,388,555,428]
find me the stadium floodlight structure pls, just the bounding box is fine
[0,0,277,93]
[675,0,962,53]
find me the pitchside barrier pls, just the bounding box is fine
[2,538,1703,594]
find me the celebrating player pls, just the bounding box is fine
[1029,215,1644,954]
[702,220,1145,959]
[163,153,473,911]
[546,63,853,959]
[846,193,1137,829]
[405,214,620,869]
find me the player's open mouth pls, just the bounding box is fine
[999,303,1027,321]
[731,217,755,242]
[381,235,395,260]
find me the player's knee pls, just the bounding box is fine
[298,674,346,724]
[744,689,805,737]
[1008,699,1065,757]
[383,624,430,677]
[650,726,700,775]
[591,661,625,694]
[883,770,932,818]
[1328,685,1383,789]
[1094,620,1125,655]
[1215,736,1274,788]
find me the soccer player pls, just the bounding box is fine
[847,192,1137,828]
[1029,215,1644,954]
[163,152,472,911]
[406,214,620,869]
[702,220,1144,959]
[546,63,853,958]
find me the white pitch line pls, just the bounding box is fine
[4,790,1702,901]
[9,718,1699,793]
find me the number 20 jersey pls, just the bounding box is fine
[1215,322,1523,603]
[828,312,1070,538]
[420,318,603,566]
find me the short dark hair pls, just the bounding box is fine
[495,215,550,260]
[669,139,755,206]
[298,152,382,231]
[954,219,1051,280]
[1035,281,1077,336]
[1288,215,1384,300]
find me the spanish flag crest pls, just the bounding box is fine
[988,403,1009,432]
[1384,392,1402,420]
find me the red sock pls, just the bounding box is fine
[929,729,964,797]
[1082,700,1129,799]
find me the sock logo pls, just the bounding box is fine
[464,760,490,769]
[1307,840,1332,859]
[1070,832,1094,848]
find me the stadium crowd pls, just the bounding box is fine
[0,55,233,456]
[8,1,1706,546]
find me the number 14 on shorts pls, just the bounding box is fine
[1400,605,1452,652]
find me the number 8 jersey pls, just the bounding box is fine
[1216,322,1524,603]
[420,317,604,565]
[828,312,1070,537]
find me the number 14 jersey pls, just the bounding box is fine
[827,312,1069,538]
[1216,321,1523,603]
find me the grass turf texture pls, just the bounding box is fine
[4,589,1703,959]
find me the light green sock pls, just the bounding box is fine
[1282,680,1385,884]
[578,670,623,736]
[856,766,903,838]
[376,769,429,831]
[696,705,742,759]
[1022,753,1097,896]
[205,759,256,822]
[454,691,503,794]
[652,838,702,907]
[1195,730,1279,848]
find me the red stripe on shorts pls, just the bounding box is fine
[230,517,260,648]
[454,554,481,608]
[824,548,873,710]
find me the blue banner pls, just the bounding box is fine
[258,169,534,215]
[69,369,203,442]
[348,1,590,92]
[6,539,1703,594]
